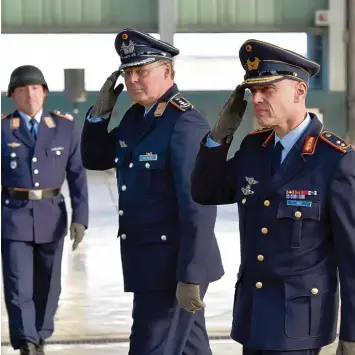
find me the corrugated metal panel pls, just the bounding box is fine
[176,0,329,31]
[1,0,158,33]
[1,0,328,33]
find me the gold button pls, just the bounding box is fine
[336,140,341,144]
[264,200,270,207]
[256,282,263,289]
[311,288,319,295]
[242,198,246,204]
[261,227,268,234]
[326,133,331,137]
[294,211,302,218]
[341,143,346,147]
[257,255,264,262]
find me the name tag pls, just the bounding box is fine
[287,200,312,208]
[139,154,158,162]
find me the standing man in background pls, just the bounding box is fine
[191,39,355,355]
[2,65,89,355]
[81,29,224,355]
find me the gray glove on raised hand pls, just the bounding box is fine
[336,340,355,355]
[70,223,86,251]
[91,71,124,118]
[176,282,206,313]
[210,85,248,143]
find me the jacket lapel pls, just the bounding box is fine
[131,84,180,147]
[11,110,35,148]
[35,111,57,149]
[264,114,324,195]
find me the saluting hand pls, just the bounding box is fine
[336,340,355,355]
[176,282,206,313]
[210,85,247,143]
[91,71,124,118]
[70,223,86,251]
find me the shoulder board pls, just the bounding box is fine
[169,95,193,112]
[320,131,354,153]
[50,110,74,121]
[2,113,10,120]
[247,127,273,136]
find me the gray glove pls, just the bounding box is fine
[336,340,355,355]
[70,223,86,251]
[91,71,124,118]
[176,282,206,313]
[210,85,247,143]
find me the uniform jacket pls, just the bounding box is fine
[191,114,355,350]
[81,84,224,292]
[1,110,89,243]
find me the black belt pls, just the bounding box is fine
[2,186,61,200]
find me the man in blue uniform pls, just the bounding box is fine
[80,29,224,355]
[2,65,89,355]
[191,39,355,355]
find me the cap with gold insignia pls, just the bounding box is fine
[114,29,179,70]
[239,39,320,89]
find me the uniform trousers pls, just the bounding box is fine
[2,238,64,349]
[129,283,211,355]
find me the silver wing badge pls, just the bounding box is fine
[241,176,259,195]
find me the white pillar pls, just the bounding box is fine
[328,0,346,91]
[158,0,176,45]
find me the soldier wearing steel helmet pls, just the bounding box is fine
[2,65,89,355]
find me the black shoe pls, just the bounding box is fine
[19,342,37,355]
[36,339,45,355]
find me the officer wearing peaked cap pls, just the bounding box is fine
[2,65,89,355]
[191,39,355,355]
[81,29,224,354]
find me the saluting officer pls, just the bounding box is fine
[2,65,89,355]
[191,40,355,355]
[81,29,224,355]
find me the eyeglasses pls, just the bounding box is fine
[121,63,167,79]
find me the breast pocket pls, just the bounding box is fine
[2,147,29,176]
[46,148,68,169]
[132,152,168,195]
[276,201,320,248]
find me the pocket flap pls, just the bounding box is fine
[46,147,66,157]
[284,274,337,300]
[133,153,166,170]
[139,229,176,245]
[277,202,320,220]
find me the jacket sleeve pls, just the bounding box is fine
[169,110,218,283]
[329,150,355,341]
[190,132,244,206]
[80,106,119,171]
[66,122,89,228]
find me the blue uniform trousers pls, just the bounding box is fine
[243,348,321,355]
[129,283,211,355]
[1,238,64,349]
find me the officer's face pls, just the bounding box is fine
[12,85,46,116]
[123,61,173,106]
[250,80,305,128]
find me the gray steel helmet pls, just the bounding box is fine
[7,65,48,97]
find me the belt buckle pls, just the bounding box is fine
[29,189,42,200]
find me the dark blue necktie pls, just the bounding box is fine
[271,141,284,175]
[29,118,37,140]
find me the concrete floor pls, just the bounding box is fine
[1,171,339,354]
